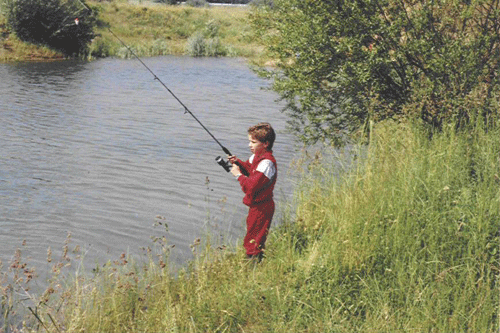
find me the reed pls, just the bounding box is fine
[2,119,496,332]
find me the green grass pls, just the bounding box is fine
[286,120,500,331]
[96,2,261,59]
[3,119,498,332]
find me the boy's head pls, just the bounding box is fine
[248,122,276,151]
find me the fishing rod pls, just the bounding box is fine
[109,29,249,174]
[75,1,248,176]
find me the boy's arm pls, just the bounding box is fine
[238,170,271,197]
[238,160,275,197]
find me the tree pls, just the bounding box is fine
[3,0,98,57]
[250,0,500,145]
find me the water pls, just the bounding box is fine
[0,57,297,276]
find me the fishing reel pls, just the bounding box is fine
[215,156,232,172]
[216,156,250,176]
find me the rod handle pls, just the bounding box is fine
[222,146,249,176]
[234,161,250,177]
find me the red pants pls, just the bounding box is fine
[244,200,275,256]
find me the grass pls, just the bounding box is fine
[2,1,498,331]
[2,119,498,332]
[96,1,261,58]
[0,1,265,62]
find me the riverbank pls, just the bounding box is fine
[2,119,498,332]
[0,1,265,63]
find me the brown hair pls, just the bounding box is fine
[248,122,276,151]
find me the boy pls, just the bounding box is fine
[228,123,277,261]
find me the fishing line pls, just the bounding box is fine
[106,28,232,155]
[74,0,248,175]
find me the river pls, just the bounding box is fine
[0,56,297,280]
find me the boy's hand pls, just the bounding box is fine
[230,163,242,177]
[228,155,250,177]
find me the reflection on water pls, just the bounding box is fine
[0,57,296,272]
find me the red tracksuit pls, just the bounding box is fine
[235,151,277,256]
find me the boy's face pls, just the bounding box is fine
[248,134,269,156]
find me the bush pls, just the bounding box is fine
[186,33,227,57]
[185,31,205,56]
[3,0,98,56]
[185,19,227,57]
[205,37,226,56]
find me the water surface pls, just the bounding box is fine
[0,57,297,274]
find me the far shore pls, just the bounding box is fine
[0,2,267,64]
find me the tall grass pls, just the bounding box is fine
[1,120,498,332]
[286,119,500,331]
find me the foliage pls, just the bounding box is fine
[186,31,206,56]
[186,32,228,57]
[250,0,500,145]
[2,0,98,56]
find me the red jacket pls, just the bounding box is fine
[236,151,277,206]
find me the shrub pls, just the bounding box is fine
[186,33,227,57]
[185,31,205,56]
[205,37,226,56]
[186,19,228,57]
[3,0,98,56]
